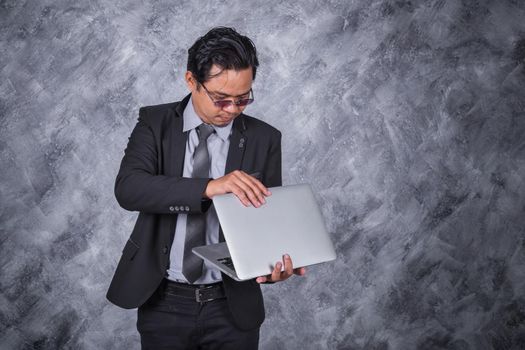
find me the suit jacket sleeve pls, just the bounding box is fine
[114,108,210,214]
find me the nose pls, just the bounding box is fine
[223,102,243,113]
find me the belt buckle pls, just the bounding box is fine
[195,285,215,303]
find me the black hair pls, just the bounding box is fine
[187,27,259,85]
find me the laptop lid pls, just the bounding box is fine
[197,183,336,280]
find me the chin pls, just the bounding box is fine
[214,115,235,126]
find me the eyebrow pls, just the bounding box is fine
[212,88,252,98]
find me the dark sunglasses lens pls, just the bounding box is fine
[215,100,232,108]
[214,99,253,108]
[237,99,254,107]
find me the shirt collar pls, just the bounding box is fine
[183,96,233,141]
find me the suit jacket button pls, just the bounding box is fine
[185,206,190,211]
[162,246,168,254]
[169,206,175,212]
[175,206,180,211]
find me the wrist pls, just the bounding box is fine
[203,179,214,199]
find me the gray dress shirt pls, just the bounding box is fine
[166,97,232,284]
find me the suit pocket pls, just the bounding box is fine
[122,238,139,261]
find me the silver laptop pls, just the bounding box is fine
[192,183,336,281]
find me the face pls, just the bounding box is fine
[185,65,253,126]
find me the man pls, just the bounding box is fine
[107,27,305,349]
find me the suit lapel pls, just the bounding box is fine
[165,95,191,177]
[169,116,186,177]
[225,115,247,174]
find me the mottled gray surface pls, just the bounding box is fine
[1,0,525,349]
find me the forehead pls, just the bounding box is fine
[205,65,253,96]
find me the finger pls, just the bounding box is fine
[254,178,271,197]
[294,267,306,276]
[283,254,293,276]
[256,276,267,283]
[228,182,251,207]
[242,172,271,198]
[231,173,262,207]
[230,185,251,207]
[227,174,259,207]
[236,172,266,206]
[237,171,268,198]
[271,261,282,281]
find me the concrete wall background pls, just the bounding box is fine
[1,0,525,349]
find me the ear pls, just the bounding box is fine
[185,71,196,91]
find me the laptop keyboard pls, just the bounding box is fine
[217,257,236,272]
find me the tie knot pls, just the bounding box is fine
[197,124,215,141]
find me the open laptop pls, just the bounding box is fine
[192,183,336,281]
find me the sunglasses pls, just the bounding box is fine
[201,83,254,108]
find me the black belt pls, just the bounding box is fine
[163,279,226,303]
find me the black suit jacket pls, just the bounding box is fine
[106,94,282,331]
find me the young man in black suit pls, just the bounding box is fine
[107,27,305,349]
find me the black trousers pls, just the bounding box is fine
[137,284,260,350]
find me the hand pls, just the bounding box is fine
[256,254,307,283]
[204,170,271,207]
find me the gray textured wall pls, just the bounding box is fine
[1,0,525,349]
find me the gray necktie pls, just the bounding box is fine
[183,123,215,283]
